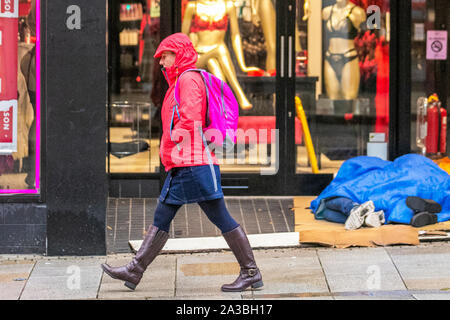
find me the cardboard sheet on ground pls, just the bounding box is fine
[293,197,424,248]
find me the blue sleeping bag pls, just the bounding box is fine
[310,154,450,224]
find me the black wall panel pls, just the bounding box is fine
[46,0,107,255]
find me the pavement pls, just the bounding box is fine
[2,241,450,300]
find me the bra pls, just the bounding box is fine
[190,13,228,33]
[326,4,359,40]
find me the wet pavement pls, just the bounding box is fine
[1,241,450,300]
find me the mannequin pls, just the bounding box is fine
[182,0,260,110]
[322,0,366,100]
[250,0,308,73]
[249,0,276,73]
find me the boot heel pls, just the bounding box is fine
[124,281,137,290]
[251,280,264,289]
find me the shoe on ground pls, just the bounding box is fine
[410,211,438,228]
[406,196,441,214]
[345,200,375,230]
[364,210,385,228]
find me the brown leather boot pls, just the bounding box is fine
[221,225,263,292]
[101,225,169,290]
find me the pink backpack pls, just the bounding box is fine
[173,69,239,149]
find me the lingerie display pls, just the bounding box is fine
[325,4,360,40]
[324,48,359,82]
[189,1,229,33]
[324,4,361,84]
[190,12,228,33]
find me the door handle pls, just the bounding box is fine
[288,36,293,78]
[280,35,285,78]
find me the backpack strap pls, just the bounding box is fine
[170,104,182,151]
[197,126,218,192]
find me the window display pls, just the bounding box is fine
[181,0,262,110]
[179,0,281,174]
[322,0,366,100]
[296,0,390,174]
[0,0,40,193]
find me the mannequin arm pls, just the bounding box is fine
[181,2,195,34]
[302,0,311,21]
[227,1,260,73]
[350,6,367,31]
[182,2,198,45]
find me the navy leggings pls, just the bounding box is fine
[153,197,239,234]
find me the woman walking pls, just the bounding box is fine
[101,33,263,292]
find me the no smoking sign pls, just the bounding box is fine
[427,30,448,60]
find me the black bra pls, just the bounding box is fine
[326,4,359,40]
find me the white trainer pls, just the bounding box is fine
[364,210,385,228]
[344,200,375,230]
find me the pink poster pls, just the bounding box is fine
[426,30,448,60]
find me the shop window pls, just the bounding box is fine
[410,0,448,162]
[0,0,40,194]
[295,0,391,174]
[181,0,279,174]
[108,0,161,173]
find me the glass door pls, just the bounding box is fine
[287,0,392,194]
[180,0,286,194]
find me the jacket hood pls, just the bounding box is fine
[154,33,198,86]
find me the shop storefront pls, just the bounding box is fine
[0,0,447,255]
[106,0,422,197]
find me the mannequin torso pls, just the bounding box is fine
[322,0,366,100]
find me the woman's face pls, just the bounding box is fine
[159,51,176,68]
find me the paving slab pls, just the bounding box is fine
[20,257,105,300]
[387,244,450,291]
[250,248,329,296]
[249,292,334,300]
[175,252,244,299]
[0,259,36,300]
[412,293,450,300]
[317,247,406,293]
[333,294,415,300]
[98,254,176,299]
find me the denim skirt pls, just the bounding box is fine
[159,165,224,205]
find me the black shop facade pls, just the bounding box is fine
[0,0,447,255]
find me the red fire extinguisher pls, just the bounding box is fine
[426,94,440,155]
[440,103,447,154]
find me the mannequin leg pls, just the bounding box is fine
[341,58,360,100]
[216,46,253,110]
[324,59,342,100]
[197,46,252,110]
[257,0,276,71]
[206,57,226,82]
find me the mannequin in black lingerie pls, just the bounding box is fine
[322,0,366,100]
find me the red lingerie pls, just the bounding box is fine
[190,14,228,33]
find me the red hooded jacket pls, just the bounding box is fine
[154,33,218,172]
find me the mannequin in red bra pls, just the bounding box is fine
[322,0,366,100]
[182,0,261,110]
